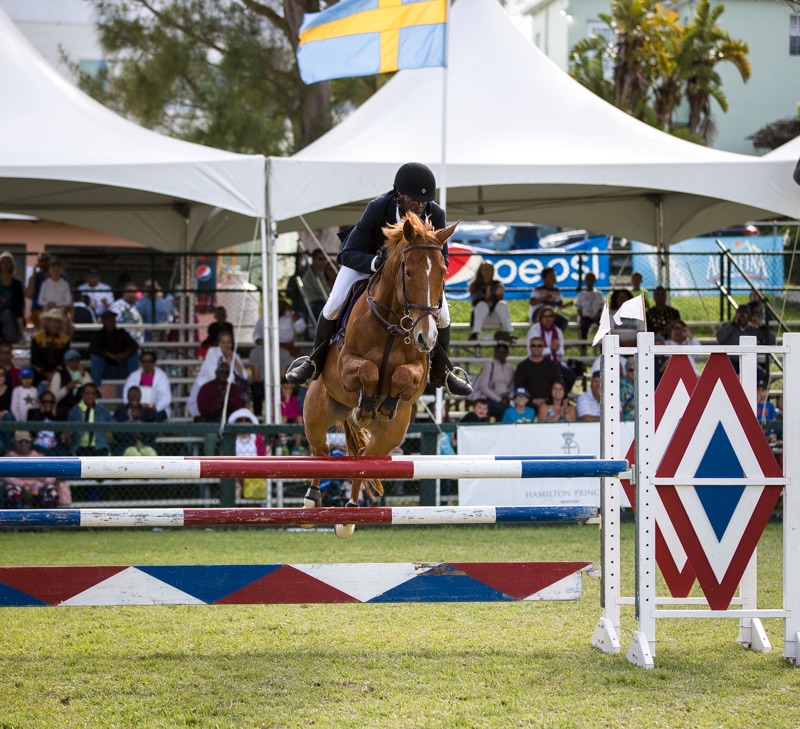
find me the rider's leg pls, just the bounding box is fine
[429,296,473,397]
[285,315,338,384]
[286,266,366,385]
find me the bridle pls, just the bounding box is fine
[368,243,444,345]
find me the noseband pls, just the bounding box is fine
[368,243,444,344]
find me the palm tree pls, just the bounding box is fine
[680,0,751,143]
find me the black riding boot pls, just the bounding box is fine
[429,324,473,397]
[286,316,338,385]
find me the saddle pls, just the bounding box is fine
[333,277,371,346]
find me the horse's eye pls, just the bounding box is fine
[405,269,412,278]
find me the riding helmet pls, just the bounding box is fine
[394,162,436,202]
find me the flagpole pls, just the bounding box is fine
[435,0,451,431]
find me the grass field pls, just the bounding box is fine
[1,523,799,728]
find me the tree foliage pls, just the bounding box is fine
[569,0,750,145]
[78,0,388,154]
[749,105,800,150]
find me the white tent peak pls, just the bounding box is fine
[268,0,799,244]
[0,6,266,251]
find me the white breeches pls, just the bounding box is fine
[472,300,512,334]
[322,265,450,327]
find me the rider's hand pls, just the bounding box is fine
[371,248,388,272]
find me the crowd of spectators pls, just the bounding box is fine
[0,245,786,508]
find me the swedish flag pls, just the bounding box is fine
[297,0,447,84]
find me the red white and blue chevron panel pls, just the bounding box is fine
[0,562,592,606]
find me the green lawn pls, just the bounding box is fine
[1,524,798,728]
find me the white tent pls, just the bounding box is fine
[267,0,800,245]
[0,7,266,253]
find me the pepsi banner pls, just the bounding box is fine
[631,236,785,296]
[445,238,610,300]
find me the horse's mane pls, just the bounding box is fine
[381,212,439,260]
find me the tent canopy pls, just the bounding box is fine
[267,0,800,245]
[0,7,266,253]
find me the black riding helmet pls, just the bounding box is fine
[394,162,436,203]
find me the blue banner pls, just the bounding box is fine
[445,237,610,300]
[631,236,785,296]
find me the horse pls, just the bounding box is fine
[302,212,458,538]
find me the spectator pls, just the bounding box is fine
[525,306,577,392]
[196,362,246,422]
[109,283,145,344]
[646,286,681,338]
[468,263,514,341]
[71,293,97,344]
[537,380,576,423]
[529,267,571,330]
[461,397,492,423]
[757,379,777,425]
[665,319,702,374]
[37,258,73,318]
[0,251,25,343]
[471,341,514,420]
[123,350,171,422]
[629,272,649,309]
[30,308,71,385]
[88,310,139,386]
[716,304,775,375]
[187,330,248,418]
[577,371,602,421]
[302,249,333,321]
[514,336,562,410]
[280,382,305,453]
[609,289,643,345]
[26,251,64,327]
[28,391,68,456]
[52,349,93,420]
[0,341,20,389]
[620,361,636,422]
[113,385,157,455]
[247,338,278,418]
[574,272,605,345]
[77,266,113,316]
[10,368,38,422]
[2,431,59,508]
[278,299,307,358]
[136,279,174,342]
[200,305,234,351]
[502,387,537,424]
[67,383,114,456]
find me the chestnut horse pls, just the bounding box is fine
[302,212,457,538]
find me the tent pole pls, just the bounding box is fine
[434,0,452,433]
[260,217,275,425]
[653,195,669,290]
[268,217,282,425]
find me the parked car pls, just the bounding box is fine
[449,222,559,251]
[702,224,759,237]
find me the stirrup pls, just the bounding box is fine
[445,366,473,397]
[285,356,315,385]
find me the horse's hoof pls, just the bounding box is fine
[300,487,321,529]
[375,408,396,422]
[334,523,356,539]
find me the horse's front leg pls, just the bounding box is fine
[376,361,426,422]
[340,355,380,427]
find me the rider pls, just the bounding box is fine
[286,162,472,396]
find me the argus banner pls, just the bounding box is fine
[632,236,785,296]
[445,238,610,300]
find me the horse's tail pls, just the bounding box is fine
[343,418,384,498]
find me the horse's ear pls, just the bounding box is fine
[436,220,460,245]
[403,218,416,242]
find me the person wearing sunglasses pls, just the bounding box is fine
[27,390,65,456]
[513,336,562,410]
[122,349,171,422]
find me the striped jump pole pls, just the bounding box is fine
[0,457,629,481]
[183,454,598,461]
[0,505,598,528]
[0,561,594,607]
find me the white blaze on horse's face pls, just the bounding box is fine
[399,243,446,353]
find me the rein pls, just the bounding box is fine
[367,243,444,345]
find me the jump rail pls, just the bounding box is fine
[0,505,598,528]
[0,457,629,481]
[0,561,594,607]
